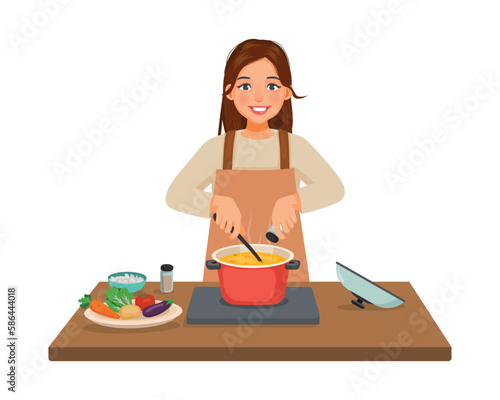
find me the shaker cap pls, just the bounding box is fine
[161,264,174,271]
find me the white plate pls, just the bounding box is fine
[84,299,183,329]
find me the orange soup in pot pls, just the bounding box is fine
[219,252,287,266]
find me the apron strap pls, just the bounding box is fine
[278,129,290,169]
[222,129,290,170]
[223,130,236,170]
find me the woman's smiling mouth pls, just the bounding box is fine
[249,106,271,115]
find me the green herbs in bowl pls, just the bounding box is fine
[108,272,147,293]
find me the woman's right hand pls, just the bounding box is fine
[209,195,245,239]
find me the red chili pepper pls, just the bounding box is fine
[135,294,155,310]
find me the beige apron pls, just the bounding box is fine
[203,129,309,282]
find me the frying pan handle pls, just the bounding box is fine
[285,260,300,270]
[206,260,221,270]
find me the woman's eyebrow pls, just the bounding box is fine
[267,76,280,80]
[236,76,250,80]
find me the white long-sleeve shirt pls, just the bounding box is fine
[166,129,344,217]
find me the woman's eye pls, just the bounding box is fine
[267,83,281,90]
[237,83,251,91]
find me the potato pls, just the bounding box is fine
[119,304,141,320]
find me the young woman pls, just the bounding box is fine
[166,39,344,281]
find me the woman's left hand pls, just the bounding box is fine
[271,193,302,240]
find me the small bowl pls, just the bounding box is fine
[108,271,147,293]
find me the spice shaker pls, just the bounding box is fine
[160,264,174,293]
[266,224,284,243]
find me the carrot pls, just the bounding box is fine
[89,299,120,319]
[78,294,120,319]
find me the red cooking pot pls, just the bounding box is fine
[206,244,300,305]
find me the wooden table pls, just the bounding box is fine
[49,282,451,361]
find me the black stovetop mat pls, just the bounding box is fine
[186,286,320,325]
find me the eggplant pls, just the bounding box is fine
[142,299,173,317]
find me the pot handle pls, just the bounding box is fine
[206,260,221,270]
[285,260,300,270]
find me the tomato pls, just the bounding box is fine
[135,294,155,310]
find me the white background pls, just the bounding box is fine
[1,0,499,399]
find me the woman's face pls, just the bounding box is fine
[226,58,292,127]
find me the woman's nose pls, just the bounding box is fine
[254,87,263,102]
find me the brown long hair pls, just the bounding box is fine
[218,39,305,136]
